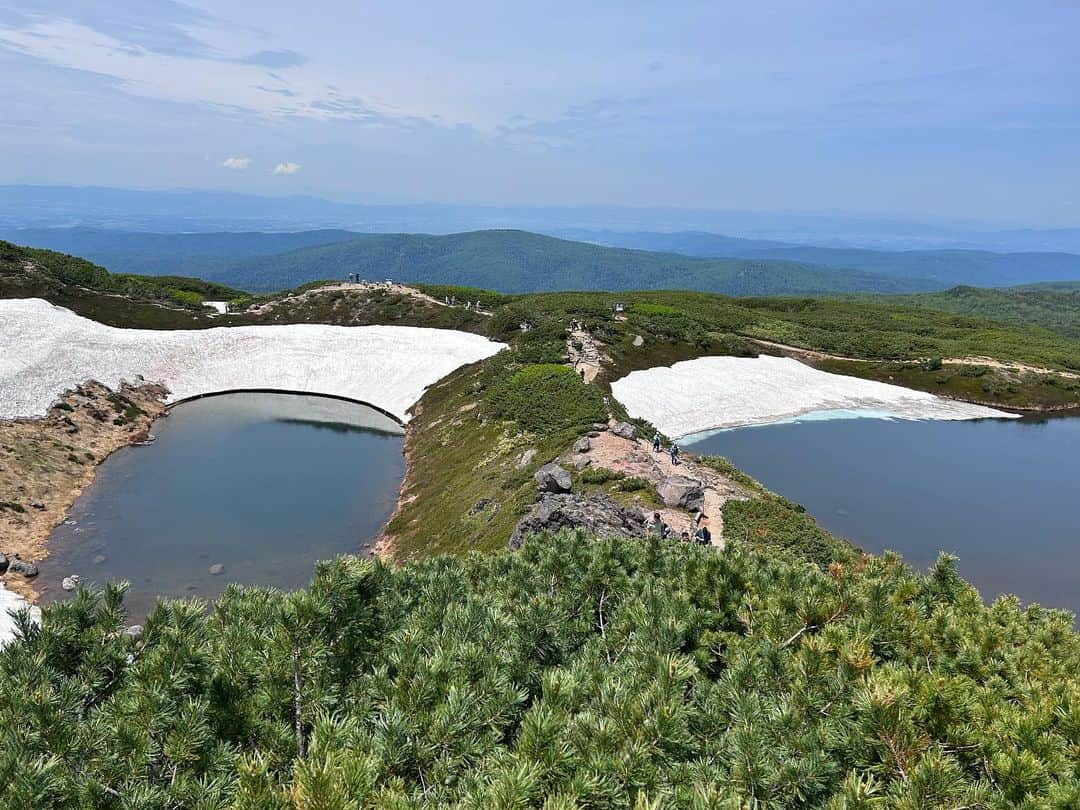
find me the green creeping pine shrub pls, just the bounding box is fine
[580,467,625,485]
[1,536,1078,807]
[486,363,607,433]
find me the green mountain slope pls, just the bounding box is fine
[566,229,1080,287]
[204,229,940,295]
[1,227,360,278]
[881,285,1080,340]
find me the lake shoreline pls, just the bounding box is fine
[0,381,167,603]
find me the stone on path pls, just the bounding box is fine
[657,475,705,511]
[574,437,591,453]
[611,422,637,440]
[208,563,225,575]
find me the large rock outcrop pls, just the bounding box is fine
[657,475,704,511]
[509,494,647,549]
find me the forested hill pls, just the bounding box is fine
[192,230,940,295]
[564,229,1080,287]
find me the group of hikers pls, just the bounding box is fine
[652,431,680,465]
[650,509,712,546]
[649,430,711,545]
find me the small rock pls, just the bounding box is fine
[208,563,225,575]
[591,422,609,432]
[632,335,644,347]
[657,475,705,511]
[611,422,637,440]
[124,624,143,638]
[469,498,493,515]
[534,462,572,493]
[573,437,591,453]
[29,500,45,510]
[9,559,39,578]
[515,448,538,469]
[92,554,107,565]
[63,518,77,526]
[61,575,80,591]
[572,456,592,471]
[0,553,8,573]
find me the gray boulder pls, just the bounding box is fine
[9,559,39,578]
[61,575,80,591]
[0,553,7,573]
[571,456,592,471]
[573,437,591,453]
[208,563,225,575]
[534,463,572,493]
[657,475,705,511]
[510,494,647,549]
[515,448,538,469]
[611,422,637,440]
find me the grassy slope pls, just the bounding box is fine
[875,285,1080,340]
[200,230,940,295]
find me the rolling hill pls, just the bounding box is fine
[563,229,1080,287]
[179,230,941,295]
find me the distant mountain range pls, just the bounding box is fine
[556,230,1080,287]
[3,184,1080,252]
[6,226,1080,296]
[181,230,940,296]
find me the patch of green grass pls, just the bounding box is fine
[579,467,625,485]
[723,495,858,569]
[486,363,607,434]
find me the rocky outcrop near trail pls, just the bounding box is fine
[509,493,647,549]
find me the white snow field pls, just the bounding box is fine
[0,584,39,647]
[611,355,1015,438]
[0,298,505,422]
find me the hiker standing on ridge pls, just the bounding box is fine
[669,442,680,466]
[652,431,662,453]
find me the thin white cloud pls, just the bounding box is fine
[272,161,301,175]
[0,18,424,126]
[221,156,251,170]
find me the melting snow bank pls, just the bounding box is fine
[0,583,39,647]
[0,299,505,421]
[611,355,1017,438]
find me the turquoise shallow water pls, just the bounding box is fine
[686,413,1080,619]
[41,393,405,618]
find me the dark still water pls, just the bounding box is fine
[686,414,1080,618]
[41,393,405,618]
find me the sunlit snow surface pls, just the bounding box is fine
[0,585,39,647]
[0,299,505,421]
[611,355,1016,439]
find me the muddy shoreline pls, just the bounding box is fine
[0,381,166,602]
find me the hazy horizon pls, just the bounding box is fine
[1,2,1077,228]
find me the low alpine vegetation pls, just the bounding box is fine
[2,533,1077,807]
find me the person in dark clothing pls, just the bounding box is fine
[669,442,680,465]
[652,432,662,452]
[650,512,671,540]
[694,524,712,545]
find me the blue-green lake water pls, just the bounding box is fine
[41,393,405,618]
[686,413,1080,619]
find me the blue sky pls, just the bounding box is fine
[0,1,1077,226]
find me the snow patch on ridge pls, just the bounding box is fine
[0,299,505,421]
[611,355,1016,438]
